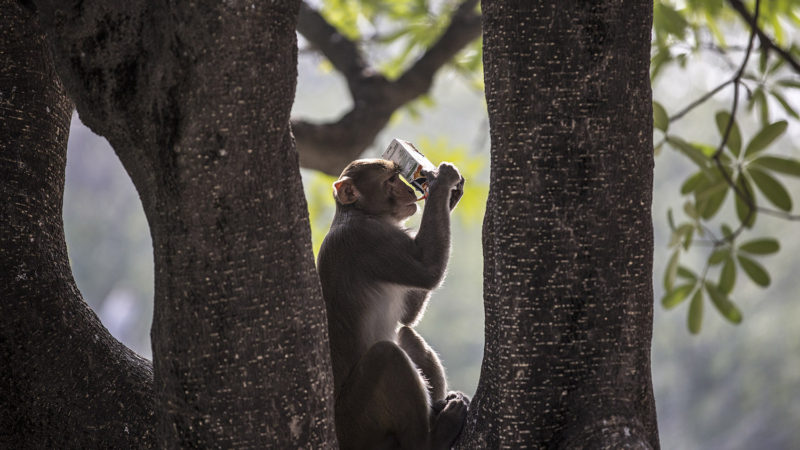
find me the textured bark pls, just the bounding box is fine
[0,2,154,447]
[23,0,337,447]
[459,0,659,447]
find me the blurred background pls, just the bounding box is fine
[63,21,800,450]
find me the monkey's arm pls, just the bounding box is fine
[401,289,430,326]
[409,163,463,276]
[360,164,463,289]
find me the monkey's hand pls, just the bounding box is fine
[424,162,465,210]
[449,176,465,211]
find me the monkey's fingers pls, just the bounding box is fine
[449,180,464,210]
[445,390,471,407]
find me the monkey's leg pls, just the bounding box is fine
[335,341,431,450]
[397,326,447,404]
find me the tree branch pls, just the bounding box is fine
[394,0,482,103]
[292,0,482,175]
[296,2,372,90]
[727,0,800,74]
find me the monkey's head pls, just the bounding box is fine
[333,159,419,222]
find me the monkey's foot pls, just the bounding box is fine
[432,391,471,415]
[431,393,469,449]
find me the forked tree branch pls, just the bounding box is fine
[293,0,481,175]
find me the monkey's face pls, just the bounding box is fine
[356,166,418,222]
[334,160,419,222]
[382,169,419,221]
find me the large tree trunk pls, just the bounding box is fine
[460,1,659,447]
[3,0,337,446]
[0,3,154,447]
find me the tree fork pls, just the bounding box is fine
[0,3,154,447]
[27,0,338,446]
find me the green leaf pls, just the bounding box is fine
[739,238,780,255]
[651,48,672,80]
[777,79,800,89]
[693,174,725,200]
[734,175,757,228]
[704,10,726,43]
[677,265,697,281]
[688,288,704,334]
[664,250,680,291]
[759,47,768,73]
[737,254,771,287]
[681,171,706,195]
[662,284,695,309]
[747,87,763,112]
[668,137,710,170]
[744,121,787,158]
[719,257,736,294]
[667,208,676,231]
[750,156,800,177]
[715,111,742,156]
[749,168,793,211]
[696,143,718,158]
[697,183,728,220]
[654,101,669,132]
[669,224,693,248]
[770,90,799,119]
[705,282,743,324]
[682,226,694,250]
[654,140,664,156]
[656,3,689,39]
[760,92,770,126]
[721,224,734,239]
[768,56,786,75]
[683,201,699,220]
[708,248,729,265]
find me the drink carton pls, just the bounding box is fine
[382,139,436,195]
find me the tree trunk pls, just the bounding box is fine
[460,1,659,447]
[0,3,154,447]
[5,0,337,446]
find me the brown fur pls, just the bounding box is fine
[318,159,469,450]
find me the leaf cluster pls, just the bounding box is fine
[656,101,799,334]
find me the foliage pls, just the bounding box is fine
[652,0,800,333]
[319,0,480,80]
[307,0,800,333]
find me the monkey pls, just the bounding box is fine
[317,158,469,450]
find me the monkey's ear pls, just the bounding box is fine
[333,177,360,205]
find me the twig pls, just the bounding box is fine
[669,78,734,122]
[727,0,800,74]
[709,0,761,246]
[756,207,800,220]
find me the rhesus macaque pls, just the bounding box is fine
[317,158,468,450]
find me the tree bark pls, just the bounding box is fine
[460,0,659,447]
[26,0,337,446]
[0,2,154,447]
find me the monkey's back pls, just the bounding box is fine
[317,215,414,392]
